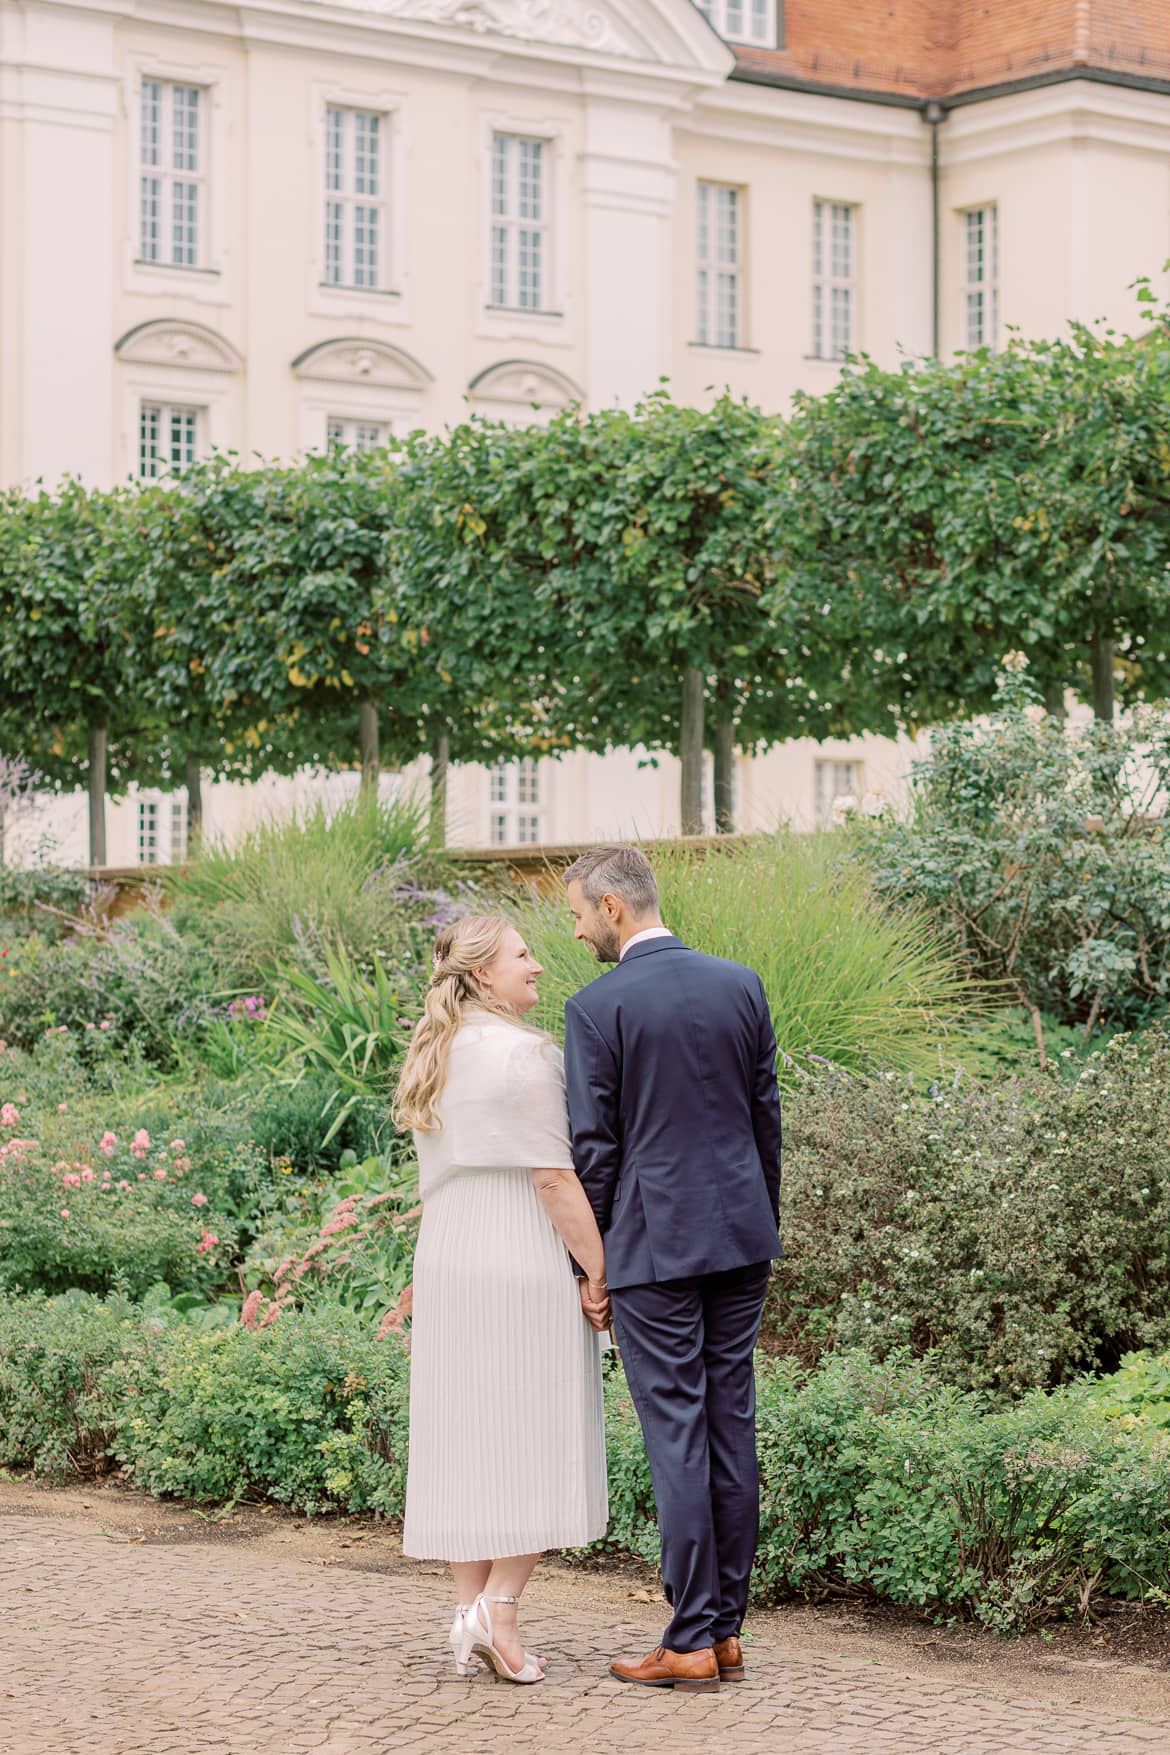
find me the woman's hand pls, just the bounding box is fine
[579,1276,611,1332]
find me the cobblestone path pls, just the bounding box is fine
[4,1513,1170,1754]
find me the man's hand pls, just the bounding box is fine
[579,1276,611,1333]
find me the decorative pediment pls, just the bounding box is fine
[114,320,242,373]
[307,0,732,73]
[468,359,583,409]
[292,337,433,390]
[337,0,641,55]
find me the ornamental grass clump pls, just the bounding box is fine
[519,831,978,1085]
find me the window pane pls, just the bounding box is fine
[518,227,541,309]
[324,199,344,284]
[491,223,509,307]
[491,133,509,218]
[354,424,383,451]
[354,204,378,286]
[139,405,161,479]
[355,112,379,197]
[517,760,539,804]
[172,86,199,174]
[490,767,508,804]
[327,417,346,447]
[140,175,160,261]
[172,181,198,267]
[490,812,508,846]
[326,107,345,194]
[518,139,542,221]
[141,80,161,168]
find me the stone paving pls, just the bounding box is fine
[4,1513,1170,1755]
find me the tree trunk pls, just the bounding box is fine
[1090,636,1115,723]
[359,694,380,795]
[88,717,107,867]
[430,730,450,848]
[680,666,705,837]
[184,755,203,855]
[713,712,736,834]
[1043,680,1066,718]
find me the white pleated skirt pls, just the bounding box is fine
[402,1165,609,1561]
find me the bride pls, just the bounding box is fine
[394,914,609,1684]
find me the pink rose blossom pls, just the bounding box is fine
[169,1139,185,1152]
[60,1208,70,1219]
[80,1167,94,1183]
[117,1179,130,1191]
[196,1230,219,1254]
[137,1173,146,1181]
[191,1192,208,1207]
[99,1021,111,1031]
[1,1103,19,1127]
[154,1168,167,1181]
[172,1157,191,1173]
[62,1172,81,1188]
[85,1022,95,1031]
[98,1132,117,1157]
[57,1102,68,1114]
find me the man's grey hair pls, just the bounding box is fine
[562,844,659,915]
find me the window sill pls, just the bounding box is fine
[803,353,851,363]
[318,283,401,299]
[484,304,564,319]
[133,260,221,278]
[688,341,761,355]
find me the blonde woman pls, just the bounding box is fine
[395,914,609,1684]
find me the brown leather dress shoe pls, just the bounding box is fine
[713,1635,745,1682]
[610,1644,720,1693]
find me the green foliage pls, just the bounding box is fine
[5,1290,1167,1628]
[856,663,1170,1042]
[766,1029,1170,1392]
[0,1286,167,1479]
[599,1349,1170,1629]
[0,910,223,1068]
[774,308,1170,725]
[0,862,89,938]
[1080,1350,1170,1433]
[110,1298,411,1513]
[520,832,977,1084]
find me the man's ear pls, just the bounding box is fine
[601,891,621,921]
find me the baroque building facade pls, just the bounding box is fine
[2,0,1169,858]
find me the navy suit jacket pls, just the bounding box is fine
[562,936,782,1290]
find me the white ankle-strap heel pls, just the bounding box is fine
[449,1604,472,1673]
[457,1593,544,1684]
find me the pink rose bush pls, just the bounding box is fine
[0,1096,234,1300]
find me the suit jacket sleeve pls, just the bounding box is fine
[750,975,783,1226]
[563,996,622,1238]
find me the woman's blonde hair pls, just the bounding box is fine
[393,913,530,1133]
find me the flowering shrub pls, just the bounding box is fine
[0,1105,234,1298]
[240,1153,418,1335]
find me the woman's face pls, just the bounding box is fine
[476,926,544,1014]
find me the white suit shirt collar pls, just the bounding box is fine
[619,926,674,961]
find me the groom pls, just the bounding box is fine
[561,844,782,1694]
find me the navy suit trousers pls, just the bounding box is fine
[610,1260,771,1654]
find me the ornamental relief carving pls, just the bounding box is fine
[334,0,639,57]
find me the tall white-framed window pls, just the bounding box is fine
[138,403,201,479]
[137,799,160,864]
[490,133,548,312]
[139,80,205,268]
[696,0,777,46]
[812,201,856,361]
[170,794,188,863]
[815,758,863,827]
[324,106,388,290]
[326,417,390,452]
[488,760,543,845]
[962,205,999,350]
[696,182,741,349]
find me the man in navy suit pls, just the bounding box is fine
[561,844,782,1695]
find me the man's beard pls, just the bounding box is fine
[589,923,622,964]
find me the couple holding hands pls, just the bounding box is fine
[395,843,782,1694]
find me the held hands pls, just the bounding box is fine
[579,1275,611,1333]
